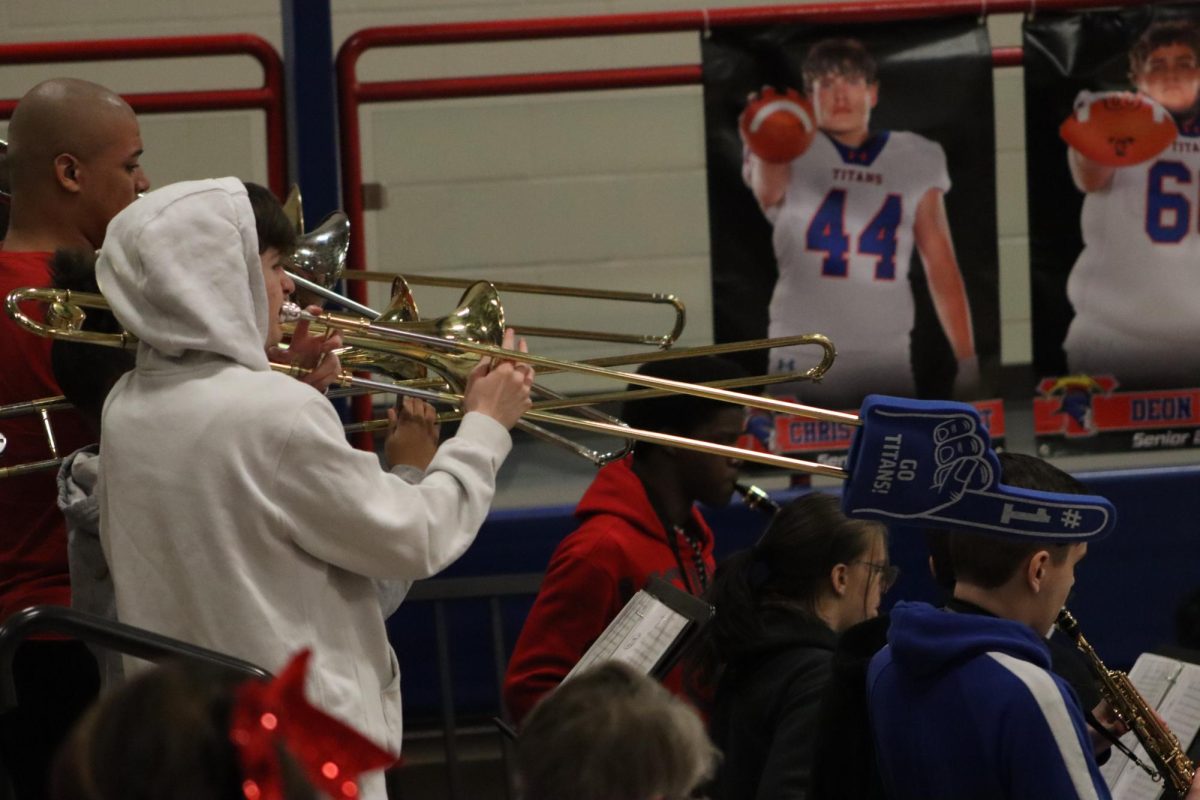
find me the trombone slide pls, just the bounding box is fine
[282,304,860,429]
[277,362,847,478]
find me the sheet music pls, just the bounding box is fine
[1112,748,1171,800]
[1109,656,1200,800]
[1159,663,1200,754]
[1100,736,1136,789]
[1130,654,1185,708]
[565,589,690,680]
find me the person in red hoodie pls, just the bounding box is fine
[0,78,149,799]
[503,356,750,723]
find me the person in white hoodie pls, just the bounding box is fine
[50,191,405,693]
[94,177,533,794]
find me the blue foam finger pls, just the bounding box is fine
[842,395,1116,540]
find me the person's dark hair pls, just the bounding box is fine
[1176,587,1200,651]
[49,248,134,434]
[688,493,885,688]
[243,181,296,256]
[51,661,317,800]
[802,38,878,88]
[517,661,715,800]
[923,529,956,593]
[949,453,1086,589]
[1129,21,1200,82]
[619,356,750,456]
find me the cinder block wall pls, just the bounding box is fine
[0,2,1032,368]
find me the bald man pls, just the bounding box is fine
[4,78,148,251]
[0,78,148,800]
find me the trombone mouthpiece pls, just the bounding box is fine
[279,301,304,323]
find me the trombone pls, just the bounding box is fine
[287,273,839,473]
[7,286,855,479]
[341,271,685,348]
[314,277,834,427]
[280,211,689,464]
[277,232,832,458]
[283,211,686,348]
[281,223,828,398]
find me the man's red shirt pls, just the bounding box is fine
[0,250,91,622]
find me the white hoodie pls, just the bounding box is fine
[95,178,511,766]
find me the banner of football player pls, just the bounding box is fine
[702,18,1002,469]
[1026,5,1200,456]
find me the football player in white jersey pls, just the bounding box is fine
[1065,21,1200,389]
[743,38,976,409]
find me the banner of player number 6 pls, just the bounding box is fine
[701,3,1200,461]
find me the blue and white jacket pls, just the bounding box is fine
[867,601,1109,800]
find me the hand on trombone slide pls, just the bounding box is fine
[461,328,534,431]
[385,396,441,472]
[267,303,344,393]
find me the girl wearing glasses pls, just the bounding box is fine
[689,492,893,800]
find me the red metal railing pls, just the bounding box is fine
[333,0,1144,432]
[0,34,287,196]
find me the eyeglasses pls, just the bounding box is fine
[1146,58,1199,76]
[851,560,900,591]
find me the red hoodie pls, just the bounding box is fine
[502,455,715,723]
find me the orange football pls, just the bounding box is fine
[739,88,817,164]
[1060,91,1178,167]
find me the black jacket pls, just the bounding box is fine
[809,613,891,800]
[709,606,837,800]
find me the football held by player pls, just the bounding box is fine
[741,38,977,410]
[1063,21,1200,389]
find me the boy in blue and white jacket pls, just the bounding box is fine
[869,599,1107,799]
[867,453,1200,800]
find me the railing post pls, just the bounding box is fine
[490,597,518,799]
[433,601,463,799]
[280,0,341,221]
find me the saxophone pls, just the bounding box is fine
[1056,609,1196,796]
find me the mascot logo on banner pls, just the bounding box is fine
[1038,375,1117,436]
